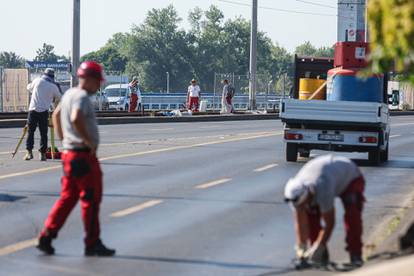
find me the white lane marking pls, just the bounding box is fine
[110,200,163,218]
[0,131,282,181]
[390,134,402,138]
[392,122,414,127]
[254,163,279,172]
[195,178,232,189]
[0,238,37,256]
[150,128,175,131]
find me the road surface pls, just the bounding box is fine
[0,117,414,276]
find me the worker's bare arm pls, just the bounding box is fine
[52,105,63,141]
[318,208,335,245]
[295,207,310,246]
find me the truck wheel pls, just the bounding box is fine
[380,144,389,162]
[369,149,381,165]
[286,143,298,162]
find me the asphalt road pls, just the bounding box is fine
[0,117,414,276]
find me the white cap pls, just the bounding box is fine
[284,178,309,207]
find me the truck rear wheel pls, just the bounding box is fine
[369,149,381,166]
[299,150,310,158]
[380,144,389,162]
[286,143,298,162]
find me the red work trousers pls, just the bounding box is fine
[188,96,199,112]
[42,151,102,246]
[307,176,365,256]
[129,94,138,112]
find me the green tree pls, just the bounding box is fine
[82,45,127,72]
[368,0,414,84]
[126,5,194,91]
[34,43,59,62]
[295,41,317,56]
[0,51,25,68]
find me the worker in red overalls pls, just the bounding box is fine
[187,79,201,112]
[284,155,365,268]
[37,61,115,257]
[129,76,139,112]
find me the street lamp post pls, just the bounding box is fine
[248,0,258,111]
[71,0,80,88]
[166,72,170,93]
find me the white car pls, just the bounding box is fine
[104,84,142,111]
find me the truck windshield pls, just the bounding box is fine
[105,88,126,97]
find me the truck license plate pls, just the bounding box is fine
[318,134,344,142]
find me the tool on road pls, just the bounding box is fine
[46,112,61,159]
[11,125,28,158]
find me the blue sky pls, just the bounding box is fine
[0,0,337,59]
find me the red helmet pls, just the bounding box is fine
[77,61,105,81]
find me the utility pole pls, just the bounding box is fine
[71,0,80,87]
[248,0,258,111]
[364,0,369,42]
[166,72,170,93]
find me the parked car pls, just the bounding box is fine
[104,84,142,111]
[89,90,109,111]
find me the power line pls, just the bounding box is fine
[295,0,336,9]
[218,0,339,17]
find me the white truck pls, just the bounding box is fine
[280,56,394,165]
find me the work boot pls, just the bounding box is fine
[39,152,47,161]
[350,255,364,267]
[85,239,116,257]
[36,235,55,255]
[24,150,33,161]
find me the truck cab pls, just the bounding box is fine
[280,55,392,165]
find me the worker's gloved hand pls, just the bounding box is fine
[295,243,308,259]
[304,243,329,265]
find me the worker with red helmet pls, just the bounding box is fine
[284,155,365,268]
[37,61,115,256]
[128,76,139,112]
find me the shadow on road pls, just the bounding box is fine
[101,162,156,167]
[0,189,285,206]
[113,255,278,270]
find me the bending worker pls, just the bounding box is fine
[25,68,61,161]
[128,76,139,112]
[37,61,115,257]
[284,155,365,267]
[187,79,201,112]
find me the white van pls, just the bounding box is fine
[104,84,142,111]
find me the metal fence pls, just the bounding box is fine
[213,73,287,111]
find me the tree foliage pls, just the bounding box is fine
[34,43,59,62]
[0,51,25,68]
[81,5,332,92]
[295,41,334,58]
[368,0,414,84]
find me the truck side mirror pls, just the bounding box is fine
[388,90,400,106]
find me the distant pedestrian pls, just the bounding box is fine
[37,61,115,257]
[187,79,201,112]
[220,79,235,114]
[25,68,61,161]
[284,155,365,267]
[128,76,139,112]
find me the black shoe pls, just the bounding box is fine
[350,255,364,267]
[36,236,55,255]
[85,239,115,257]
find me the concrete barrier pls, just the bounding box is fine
[0,114,280,128]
